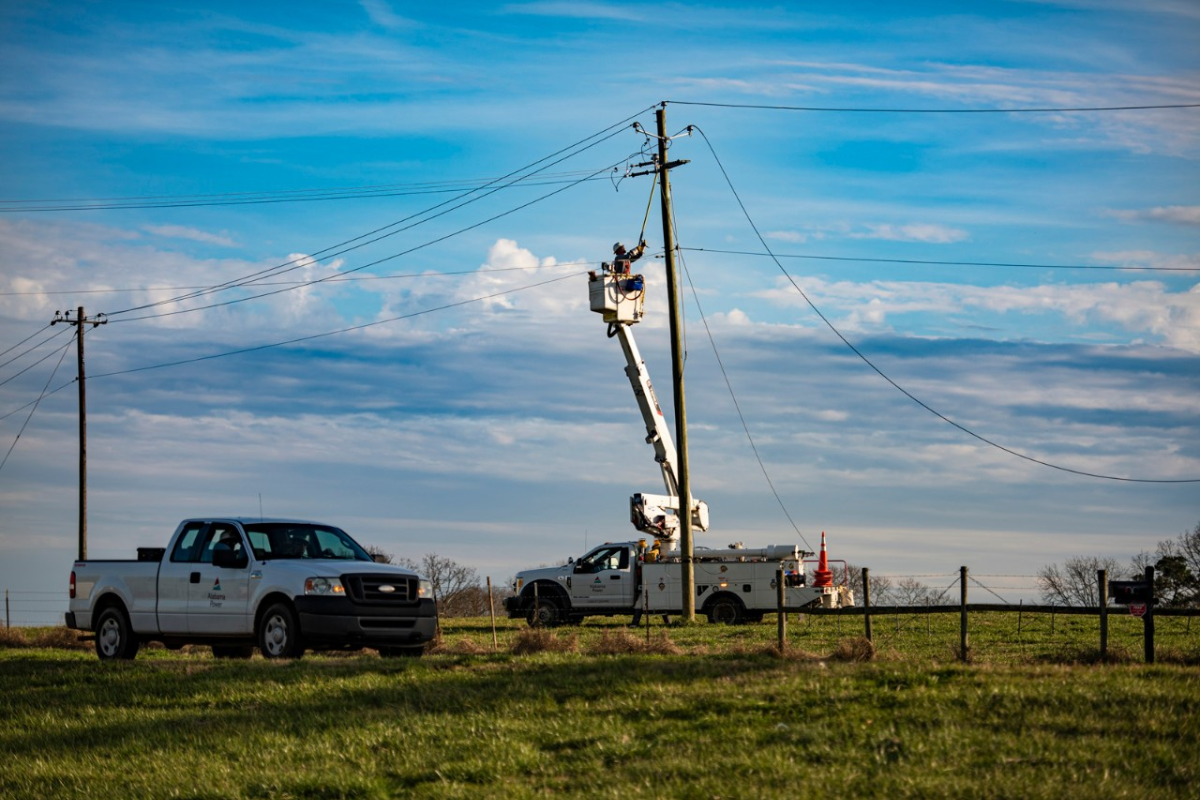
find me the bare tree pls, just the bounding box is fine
[363,545,393,564]
[1037,556,1124,606]
[398,553,482,617]
[846,564,892,604]
[890,577,945,606]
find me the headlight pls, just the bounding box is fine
[418,579,435,599]
[304,577,345,596]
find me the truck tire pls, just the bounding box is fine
[705,595,745,625]
[212,645,254,659]
[526,595,564,628]
[95,605,140,661]
[378,645,426,658]
[258,602,304,659]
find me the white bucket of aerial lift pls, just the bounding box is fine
[589,271,645,323]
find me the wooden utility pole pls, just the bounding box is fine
[51,306,106,561]
[655,103,695,621]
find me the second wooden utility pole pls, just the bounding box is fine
[655,104,695,621]
[51,306,106,561]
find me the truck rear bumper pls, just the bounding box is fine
[294,597,437,647]
[65,611,78,630]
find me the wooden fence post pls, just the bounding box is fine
[777,568,786,653]
[862,568,873,643]
[959,566,969,662]
[487,577,498,650]
[1098,569,1107,661]
[1144,565,1155,664]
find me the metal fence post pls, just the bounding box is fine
[486,577,498,650]
[1098,569,1108,660]
[776,568,786,653]
[862,568,872,643]
[1144,565,1155,664]
[959,566,969,662]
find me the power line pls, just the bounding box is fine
[692,125,1200,484]
[0,328,74,388]
[680,248,1200,273]
[0,333,73,476]
[676,226,813,553]
[0,323,54,360]
[102,108,655,319]
[0,326,70,372]
[668,100,1200,113]
[0,173,614,213]
[107,153,636,324]
[0,261,599,297]
[88,271,589,380]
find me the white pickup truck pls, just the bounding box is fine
[67,517,437,660]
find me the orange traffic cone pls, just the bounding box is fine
[813,531,834,587]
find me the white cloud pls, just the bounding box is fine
[849,223,969,244]
[1109,205,1200,227]
[143,225,239,247]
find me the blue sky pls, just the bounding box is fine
[1,0,1197,618]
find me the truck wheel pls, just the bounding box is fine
[95,605,140,661]
[212,645,254,659]
[526,596,563,628]
[706,596,744,625]
[378,645,426,658]
[258,602,304,659]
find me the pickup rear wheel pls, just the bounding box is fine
[706,596,745,626]
[95,605,140,661]
[258,602,304,659]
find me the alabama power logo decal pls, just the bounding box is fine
[208,577,226,607]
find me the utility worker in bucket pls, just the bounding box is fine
[611,239,646,274]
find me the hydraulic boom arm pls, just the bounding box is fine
[589,265,708,540]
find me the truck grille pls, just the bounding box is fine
[343,574,418,605]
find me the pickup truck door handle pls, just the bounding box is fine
[190,572,201,584]
[610,575,622,580]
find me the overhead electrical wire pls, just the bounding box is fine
[106,151,640,324]
[0,333,73,476]
[0,261,601,297]
[103,107,656,319]
[680,248,1200,273]
[89,271,590,379]
[0,172,615,213]
[667,100,1200,113]
[691,125,1200,484]
[0,327,74,389]
[669,203,814,553]
[0,323,54,360]
[0,270,590,424]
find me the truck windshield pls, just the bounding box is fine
[242,523,372,561]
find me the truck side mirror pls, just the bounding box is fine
[213,547,248,570]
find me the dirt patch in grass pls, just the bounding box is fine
[30,627,91,650]
[511,629,578,655]
[586,629,680,656]
[0,627,29,648]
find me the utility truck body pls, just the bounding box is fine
[67,517,437,659]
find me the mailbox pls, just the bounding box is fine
[1109,580,1153,605]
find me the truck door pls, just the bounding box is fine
[570,545,636,609]
[155,520,208,634]
[187,522,252,635]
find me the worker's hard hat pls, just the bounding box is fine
[613,242,625,254]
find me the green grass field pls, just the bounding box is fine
[2,613,1198,798]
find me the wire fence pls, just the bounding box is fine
[1,590,67,628]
